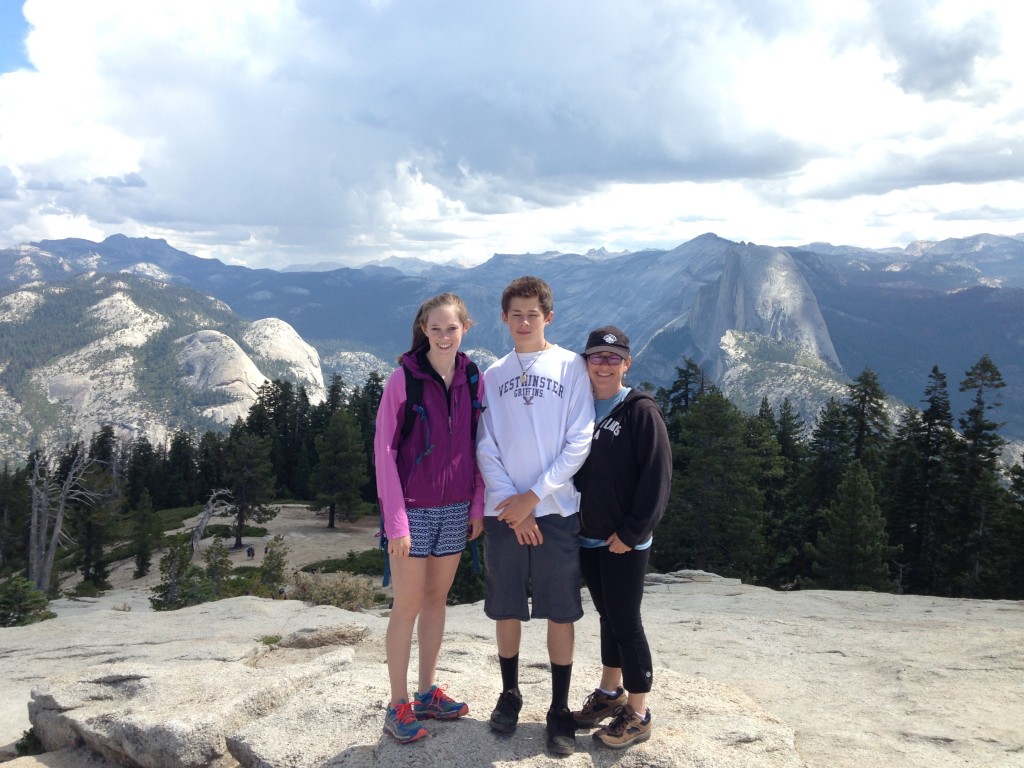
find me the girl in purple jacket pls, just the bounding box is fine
[373,292,485,743]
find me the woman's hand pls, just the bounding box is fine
[606,532,632,554]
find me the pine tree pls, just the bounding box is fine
[654,390,766,580]
[165,430,200,508]
[310,374,347,437]
[844,367,890,480]
[915,366,959,594]
[196,430,226,502]
[879,408,923,593]
[132,490,159,579]
[948,355,1008,596]
[0,462,30,575]
[809,461,896,591]
[790,398,852,583]
[766,398,809,586]
[203,538,233,598]
[150,537,209,610]
[999,465,1024,599]
[662,357,705,441]
[310,408,368,527]
[222,434,279,549]
[259,534,289,589]
[347,371,384,503]
[126,435,158,510]
[748,399,785,582]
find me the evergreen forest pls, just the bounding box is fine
[2,353,1023,624]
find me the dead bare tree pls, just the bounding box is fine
[189,489,233,554]
[27,449,100,593]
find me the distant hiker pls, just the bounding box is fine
[570,326,671,749]
[264,544,269,555]
[374,292,484,744]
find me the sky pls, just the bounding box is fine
[1,0,1022,270]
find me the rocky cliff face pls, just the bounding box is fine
[176,330,270,427]
[690,246,841,376]
[0,274,326,463]
[242,318,326,404]
[686,246,848,413]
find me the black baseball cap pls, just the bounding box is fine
[582,326,630,357]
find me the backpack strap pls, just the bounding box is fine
[399,363,431,464]
[465,361,483,441]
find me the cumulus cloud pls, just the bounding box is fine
[0,0,1021,267]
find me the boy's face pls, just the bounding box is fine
[502,296,553,352]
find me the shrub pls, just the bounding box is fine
[69,580,105,598]
[0,576,55,627]
[201,524,267,540]
[15,728,44,756]
[289,571,382,611]
[300,548,384,576]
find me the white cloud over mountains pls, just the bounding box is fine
[0,0,1022,268]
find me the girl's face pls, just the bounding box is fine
[422,304,466,356]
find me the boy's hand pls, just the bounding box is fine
[495,491,540,528]
[513,519,543,546]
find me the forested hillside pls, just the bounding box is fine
[3,351,1022,616]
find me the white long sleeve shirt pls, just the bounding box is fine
[476,344,595,517]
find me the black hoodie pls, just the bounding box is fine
[574,389,672,548]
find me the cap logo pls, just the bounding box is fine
[603,334,618,344]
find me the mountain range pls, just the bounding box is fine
[2,232,1022,464]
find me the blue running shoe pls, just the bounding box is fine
[384,700,428,743]
[414,684,469,720]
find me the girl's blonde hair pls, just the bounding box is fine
[401,292,474,361]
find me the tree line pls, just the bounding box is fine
[2,353,1023,618]
[649,354,1023,599]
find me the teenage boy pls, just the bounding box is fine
[475,275,595,756]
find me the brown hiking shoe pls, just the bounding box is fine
[593,705,652,749]
[571,687,627,728]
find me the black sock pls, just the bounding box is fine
[499,654,519,692]
[550,662,572,710]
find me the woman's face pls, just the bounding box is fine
[587,351,630,400]
[422,304,465,356]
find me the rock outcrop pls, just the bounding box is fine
[2,573,1022,768]
[176,329,269,425]
[242,318,326,404]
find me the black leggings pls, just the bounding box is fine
[579,545,653,693]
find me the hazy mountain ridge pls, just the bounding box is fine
[2,231,1023,461]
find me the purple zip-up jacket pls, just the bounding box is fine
[373,349,485,540]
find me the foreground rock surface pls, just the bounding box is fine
[1,572,1022,767]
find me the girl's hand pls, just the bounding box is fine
[388,535,412,558]
[468,518,484,541]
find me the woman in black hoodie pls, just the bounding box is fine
[570,326,672,750]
